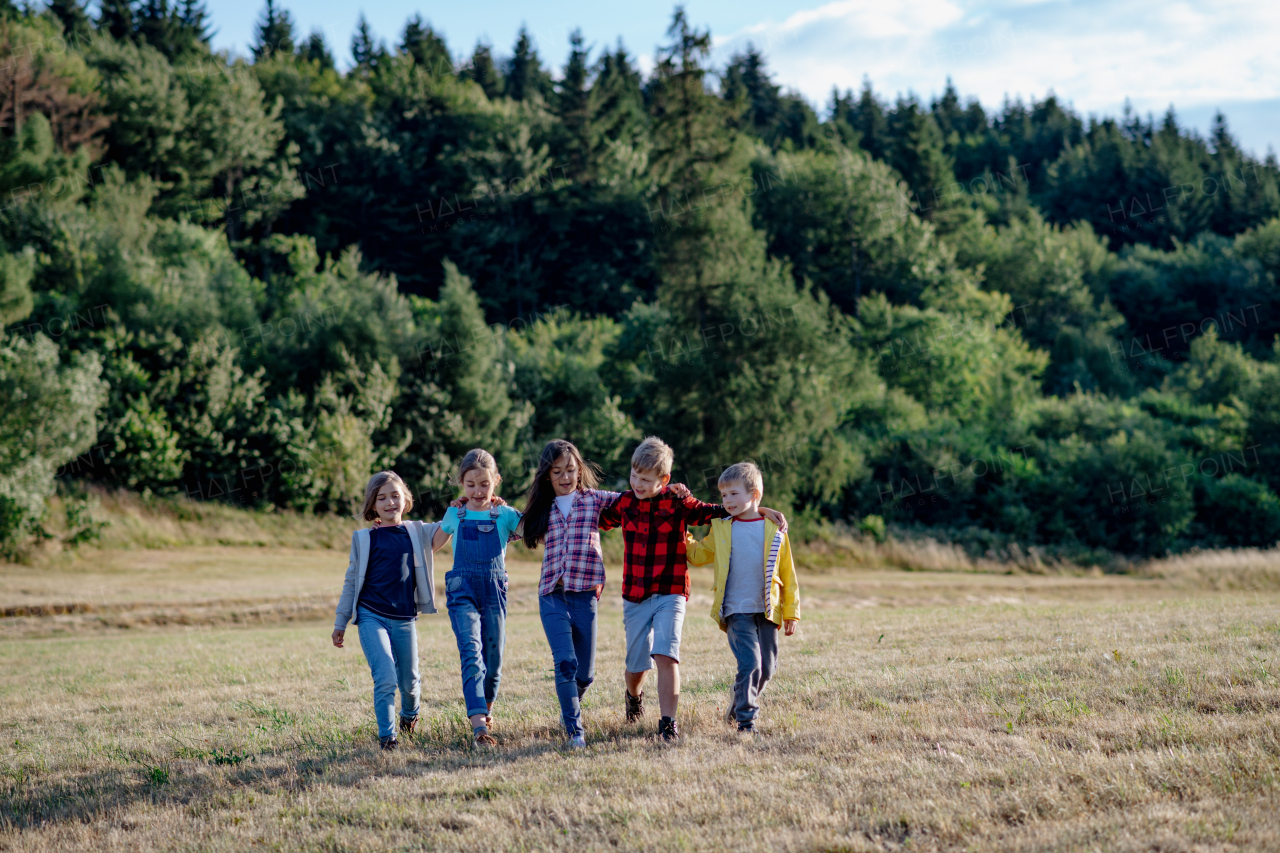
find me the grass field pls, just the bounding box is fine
[2,542,1279,851]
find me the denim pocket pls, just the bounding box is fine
[446,575,463,593]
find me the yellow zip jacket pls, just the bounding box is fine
[686,517,800,632]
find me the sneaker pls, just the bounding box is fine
[567,734,587,749]
[737,721,755,734]
[657,716,680,743]
[625,690,644,723]
[379,736,399,751]
[398,716,418,735]
[473,730,497,749]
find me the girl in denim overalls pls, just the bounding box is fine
[440,449,522,748]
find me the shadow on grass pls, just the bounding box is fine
[0,719,674,831]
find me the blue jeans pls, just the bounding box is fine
[355,605,420,739]
[447,515,509,718]
[725,613,779,724]
[539,588,598,736]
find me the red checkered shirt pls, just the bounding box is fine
[598,486,725,602]
[538,488,622,596]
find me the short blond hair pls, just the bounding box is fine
[359,471,414,521]
[631,436,674,477]
[718,462,763,498]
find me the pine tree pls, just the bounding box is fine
[931,79,965,138]
[179,0,211,46]
[298,30,333,69]
[96,0,135,42]
[350,14,386,72]
[135,1,180,55]
[885,94,954,216]
[589,41,644,145]
[396,261,530,511]
[505,26,551,102]
[135,0,206,60]
[461,42,502,99]
[850,79,888,161]
[253,0,295,61]
[400,14,450,76]
[824,88,861,148]
[556,29,591,175]
[647,7,729,201]
[49,0,93,45]
[722,44,780,141]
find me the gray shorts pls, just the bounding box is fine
[623,593,686,672]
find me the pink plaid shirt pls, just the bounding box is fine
[538,488,622,596]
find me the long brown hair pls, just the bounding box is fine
[357,471,413,522]
[454,448,501,488]
[522,440,600,549]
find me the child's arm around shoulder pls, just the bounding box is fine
[671,484,723,526]
[428,520,451,552]
[439,506,460,535]
[597,492,626,531]
[499,504,523,543]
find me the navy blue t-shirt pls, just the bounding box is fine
[357,525,417,620]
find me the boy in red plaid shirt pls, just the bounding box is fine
[599,436,787,742]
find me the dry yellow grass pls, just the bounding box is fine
[36,489,356,557]
[1136,547,1280,591]
[2,542,1278,851]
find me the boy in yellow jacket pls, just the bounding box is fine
[686,462,799,733]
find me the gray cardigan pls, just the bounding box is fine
[334,520,443,629]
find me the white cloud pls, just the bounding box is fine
[711,0,1280,151]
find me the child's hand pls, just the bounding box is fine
[449,497,466,509]
[489,495,508,506]
[783,619,798,637]
[331,628,345,648]
[760,507,789,534]
[668,483,691,500]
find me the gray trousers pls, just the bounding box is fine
[725,613,779,723]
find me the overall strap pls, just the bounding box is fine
[489,506,501,521]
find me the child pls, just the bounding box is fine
[520,439,629,749]
[598,437,787,742]
[440,449,523,748]
[687,462,800,733]
[332,471,450,750]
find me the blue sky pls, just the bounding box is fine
[205,0,1279,156]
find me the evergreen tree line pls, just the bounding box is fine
[3,2,1280,560]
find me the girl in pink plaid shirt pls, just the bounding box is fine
[521,439,625,748]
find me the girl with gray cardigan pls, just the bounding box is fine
[332,471,450,750]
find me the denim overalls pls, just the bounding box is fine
[446,507,509,718]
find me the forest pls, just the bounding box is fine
[3,0,1280,561]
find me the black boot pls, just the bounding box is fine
[657,716,680,742]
